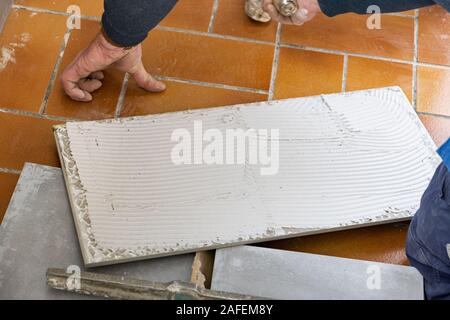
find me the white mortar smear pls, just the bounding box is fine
[54,87,441,267]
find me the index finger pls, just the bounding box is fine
[264,3,293,24]
[60,66,93,102]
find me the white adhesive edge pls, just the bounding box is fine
[54,86,441,267]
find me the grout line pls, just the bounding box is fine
[8,2,450,119]
[158,23,450,70]
[159,23,449,70]
[0,167,22,175]
[0,106,79,122]
[6,101,448,122]
[115,73,130,118]
[417,111,450,120]
[154,75,269,95]
[13,3,413,21]
[397,60,448,70]
[280,42,450,70]
[155,25,274,46]
[341,54,349,92]
[12,4,101,21]
[39,25,72,114]
[11,3,450,72]
[13,3,413,22]
[412,9,420,110]
[268,23,282,101]
[13,4,71,15]
[3,95,446,122]
[412,70,418,112]
[384,12,416,18]
[207,0,220,33]
[2,92,449,122]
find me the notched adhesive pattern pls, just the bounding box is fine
[55,87,441,267]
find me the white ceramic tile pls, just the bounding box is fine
[54,87,441,266]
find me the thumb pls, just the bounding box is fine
[131,61,166,92]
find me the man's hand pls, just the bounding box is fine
[61,31,165,102]
[263,0,321,25]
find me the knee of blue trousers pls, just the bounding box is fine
[407,213,450,300]
[406,226,436,299]
[406,162,450,299]
[409,163,450,255]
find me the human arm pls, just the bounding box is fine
[61,0,178,102]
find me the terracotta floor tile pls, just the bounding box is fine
[260,223,410,265]
[1,1,446,274]
[160,0,214,32]
[0,172,20,224]
[0,9,66,112]
[15,0,104,17]
[45,20,123,120]
[0,112,61,170]
[281,13,414,61]
[213,0,278,42]
[417,67,450,117]
[346,57,413,101]
[419,6,450,66]
[419,114,450,147]
[142,29,274,90]
[274,48,343,99]
[122,79,267,117]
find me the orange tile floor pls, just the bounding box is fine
[1,1,450,265]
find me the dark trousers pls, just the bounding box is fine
[406,163,450,300]
[101,0,449,47]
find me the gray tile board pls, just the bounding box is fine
[211,246,424,300]
[0,163,194,299]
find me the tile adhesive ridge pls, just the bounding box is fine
[54,87,441,266]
